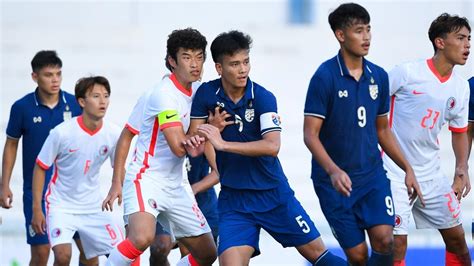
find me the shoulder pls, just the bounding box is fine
[252,81,276,100]
[364,59,388,78]
[313,57,338,79]
[11,92,35,109]
[103,120,122,137]
[197,79,220,94]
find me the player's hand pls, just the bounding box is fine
[452,167,470,201]
[197,124,226,151]
[182,135,205,149]
[102,182,122,212]
[404,169,424,207]
[329,168,352,197]
[208,106,233,132]
[0,186,13,209]
[31,210,46,235]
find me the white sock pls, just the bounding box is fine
[176,254,196,266]
[105,246,133,266]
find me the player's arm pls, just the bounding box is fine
[303,116,352,196]
[191,142,219,195]
[468,122,474,156]
[102,127,135,211]
[31,162,47,234]
[451,131,470,199]
[376,115,424,205]
[1,137,19,209]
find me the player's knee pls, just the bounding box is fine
[54,250,72,266]
[130,233,155,250]
[31,246,50,266]
[149,241,171,266]
[373,234,394,253]
[443,229,468,252]
[347,252,368,266]
[30,255,49,266]
[193,248,217,266]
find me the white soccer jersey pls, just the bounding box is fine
[36,116,121,213]
[383,59,469,182]
[125,74,200,189]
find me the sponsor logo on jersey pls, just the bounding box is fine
[33,116,42,123]
[412,90,425,95]
[338,90,348,98]
[51,228,61,238]
[369,84,378,100]
[446,97,456,110]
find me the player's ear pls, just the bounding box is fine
[77,97,86,108]
[335,29,345,43]
[434,37,445,51]
[31,72,38,83]
[168,55,177,69]
[215,63,222,76]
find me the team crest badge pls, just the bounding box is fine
[99,145,109,156]
[272,114,281,126]
[245,108,255,122]
[395,215,402,228]
[148,199,158,209]
[369,84,378,100]
[446,97,456,110]
[51,228,61,238]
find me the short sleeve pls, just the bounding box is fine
[256,91,281,135]
[449,81,469,133]
[304,71,331,119]
[126,92,148,134]
[146,89,182,131]
[6,101,23,139]
[378,69,390,116]
[388,64,407,97]
[191,83,210,119]
[468,77,474,122]
[36,128,61,170]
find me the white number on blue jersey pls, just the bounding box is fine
[357,106,366,127]
[385,196,394,216]
[295,215,311,233]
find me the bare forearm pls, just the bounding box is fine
[378,128,412,172]
[32,165,45,211]
[192,171,219,194]
[1,139,19,187]
[221,139,279,157]
[303,135,339,175]
[112,130,134,185]
[452,132,469,170]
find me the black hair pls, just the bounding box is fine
[75,76,111,101]
[428,13,471,52]
[210,30,252,63]
[31,50,62,73]
[165,28,207,71]
[328,3,370,32]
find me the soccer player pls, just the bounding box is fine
[102,86,219,266]
[0,50,95,266]
[104,28,217,266]
[469,76,474,241]
[31,76,124,265]
[385,13,472,266]
[303,3,422,265]
[190,30,346,266]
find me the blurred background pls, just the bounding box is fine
[1,0,473,265]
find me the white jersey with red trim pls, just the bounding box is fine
[383,59,469,182]
[125,74,199,189]
[36,116,120,213]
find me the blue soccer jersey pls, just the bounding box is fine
[191,78,286,190]
[304,51,390,185]
[468,77,474,122]
[6,89,82,198]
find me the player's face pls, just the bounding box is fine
[439,26,471,65]
[32,66,62,95]
[338,22,371,57]
[216,49,250,90]
[170,48,204,86]
[79,84,110,119]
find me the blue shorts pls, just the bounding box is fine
[313,172,394,249]
[23,195,80,245]
[217,188,320,256]
[196,190,219,241]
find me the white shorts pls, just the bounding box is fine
[122,174,211,239]
[46,211,124,259]
[390,174,462,235]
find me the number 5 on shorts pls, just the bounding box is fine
[295,215,311,233]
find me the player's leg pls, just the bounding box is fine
[178,233,217,266]
[259,194,346,265]
[313,182,368,265]
[149,222,173,266]
[439,225,471,265]
[73,236,99,266]
[390,179,414,266]
[52,244,73,266]
[359,174,395,266]
[24,196,50,266]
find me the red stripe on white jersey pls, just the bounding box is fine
[44,160,59,214]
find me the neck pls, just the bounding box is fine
[340,49,364,71]
[37,88,60,108]
[81,113,103,132]
[173,73,192,91]
[431,54,454,77]
[222,81,245,104]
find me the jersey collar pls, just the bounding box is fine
[427,58,451,83]
[169,73,192,97]
[33,88,67,108]
[216,77,255,108]
[336,50,372,81]
[77,115,102,136]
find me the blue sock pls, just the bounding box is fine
[314,250,347,265]
[367,250,393,266]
